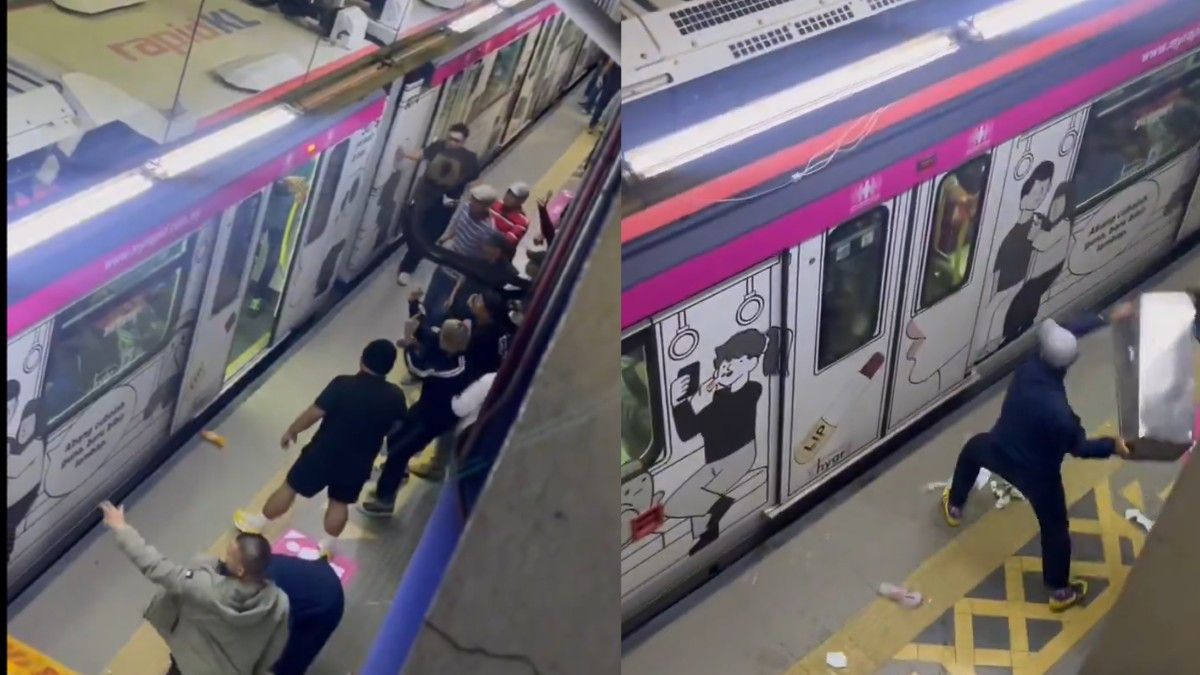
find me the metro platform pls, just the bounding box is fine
[623,248,1198,675]
[6,91,599,675]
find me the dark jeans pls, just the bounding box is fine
[377,417,454,499]
[948,433,1072,589]
[590,86,617,128]
[398,186,453,275]
[272,616,343,675]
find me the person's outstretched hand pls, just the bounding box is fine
[1114,437,1133,459]
[99,501,128,530]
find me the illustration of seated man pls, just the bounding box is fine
[8,397,45,561]
[664,328,776,556]
[1003,181,1075,343]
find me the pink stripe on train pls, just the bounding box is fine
[7,98,387,340]
[621,22,1200,329]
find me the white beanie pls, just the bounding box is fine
[1038,319,1078,369]
[468,183,499,202]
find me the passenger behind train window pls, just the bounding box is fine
[818,208,890,369]
[621,344,658,472]
[1075,57,1200,207]
[920,156,991,310]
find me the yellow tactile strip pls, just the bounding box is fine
[9,635,78,675]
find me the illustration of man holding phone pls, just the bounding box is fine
[664,329,773,556]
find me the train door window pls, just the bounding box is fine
[212,193,264,316]
[304,140,351,246]
[919,155,991,310]
[1075,57,1200,209]
[817,207,889,370]
[43,240,190,426]
[474,37,528,118]
[621,328,665,478]
[226,160,318,377]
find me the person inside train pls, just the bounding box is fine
[265,553,346,675]
[250,176,310,315]
[422,184,502,324]
[360,322,474,516]
[396,123,481,286]
[580,55,611,117]
[940,315,1133,612]
[234,340,408,560]
[99,501,289,675]
[491,182,532,246]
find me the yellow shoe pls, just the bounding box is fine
[941,488,962,528]
[233,509,267,534]
[408,449,444,480]
[1049,579,1088,612]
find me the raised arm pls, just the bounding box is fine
[102,503,213,603]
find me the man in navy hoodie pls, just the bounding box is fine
[266,554,345,675]
[941,316,1132,612]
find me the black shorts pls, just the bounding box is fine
[286,444,371,504]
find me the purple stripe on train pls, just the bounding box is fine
[7,98,387,340]
[621,22,1200,329]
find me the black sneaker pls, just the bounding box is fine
[358,495,396,517]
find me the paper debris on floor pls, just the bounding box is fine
[1124,508,1155,532]
[878,582,924,608]
[825,651,848,669]
[923,469,992,494]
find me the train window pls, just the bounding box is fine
[817,207,889,370]
[621,330,665,478]
[212,194,264,316]
[43,241,189,426]
[304,141,350,246]
[475,37,528,118]
[919,156,991,310]
[1075,59,1200,209]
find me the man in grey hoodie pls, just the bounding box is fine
[100,501,289,675]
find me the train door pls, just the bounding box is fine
[501,22,554,146]
[780,196,908,502]
[224,156,319,379]
[276,111,384,337]
[886,153,998,429]
[471,34,535,162]
[170,195,269,428]
[345,80,438,278]
[620,262,785,612]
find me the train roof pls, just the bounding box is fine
[621,0,1200,294]
[624,0,1195,230]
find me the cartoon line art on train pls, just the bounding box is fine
[619,5,1200,627]
[5,0,611,597]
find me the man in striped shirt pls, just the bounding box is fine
[423,184,498,324]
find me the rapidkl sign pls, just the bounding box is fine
[107,9,262,62]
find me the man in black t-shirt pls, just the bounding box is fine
[235,340,408,559]
[397,123,481,285]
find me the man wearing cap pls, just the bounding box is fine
[397,123,480,286]
[941,316,1131,612]
[491,183,532,246]
[423,184,500,324]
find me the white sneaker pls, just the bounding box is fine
[233,509,268,534]
[397,272,411,286]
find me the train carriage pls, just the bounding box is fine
[619,0,1200,628]
[6,0,609,598]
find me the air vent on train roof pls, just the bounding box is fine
[622,0,918,102]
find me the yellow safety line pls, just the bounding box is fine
[9,635,78,675]
[104,129,596,674]
[782,421,1119,675]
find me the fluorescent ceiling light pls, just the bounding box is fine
[8,172,154,258]
[448,4,502,32]
[623,32,959,180]
[967,0,1092,40]
[147,106,298,179]
[495,0,521,7]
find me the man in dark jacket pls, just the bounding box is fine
[100,501,289,675]
[267,554,345,675]
[941,317,1131,612]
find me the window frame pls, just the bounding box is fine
[472,36,529,121]
[303,141,349,246]
[211,192,267,318]
[620,325,667,483]
[1075,58,1200,213]
[915,154,992,314]
[44,238,192,432]
[815,205,891,373]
